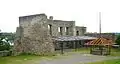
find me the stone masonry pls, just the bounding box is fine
[47,16,86,36]
[14,14,54,55]
[14,13,86,55]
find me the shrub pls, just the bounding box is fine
[0,37,11,51]
[115,35,120,45]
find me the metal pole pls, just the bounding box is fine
[99,12,101,38]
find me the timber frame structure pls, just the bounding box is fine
[85,12,112,55]
[85,37,112,55]
[53,36,97,54]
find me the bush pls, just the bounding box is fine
[0,37,11,51]
[115,35,120,45]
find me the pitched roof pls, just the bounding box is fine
[85,38,112,46]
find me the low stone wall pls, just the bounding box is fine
[0,51,12,57]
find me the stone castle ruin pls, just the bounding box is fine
[14,13,86,55]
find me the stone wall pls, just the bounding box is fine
[14,13,87,55]
[76,26,86,36]
[46,16,86,36]
[18,14,86,37]
[14,14,55,55]
[47,19,76,36]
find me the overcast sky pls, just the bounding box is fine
[0,0,120,33]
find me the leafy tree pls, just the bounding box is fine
[0,35,10,51]
[115,35,120,45]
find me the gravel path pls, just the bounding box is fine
[40,53,119,64]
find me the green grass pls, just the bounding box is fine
[0,48,89,64]
[88,59,120,64]
[0,48,120,64]
[0,51,75,64]
[73,48,120,56]
[72,47,90,53]
[68,48,120,56]
[0,55,60,64]
[110,48,120,56]
[86,48,120,64]
[0,55,38,64]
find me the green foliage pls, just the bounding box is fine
[0,37,11,51]
[115,35,120,45]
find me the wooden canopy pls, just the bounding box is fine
[85,37,112,55]
[85,38,112,46]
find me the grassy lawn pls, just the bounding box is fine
[0,55,62,64]
[72,47,90,53]
[0,55,39,64]
[73,47,120,56]
[88,59,120,64]
[110,48,120,56]
[61,47,120,56]
[87,48,120,64]
[0,48,89,64]
[0,51,75,64]
[0,48,120,64]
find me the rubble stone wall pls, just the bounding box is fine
[14,13,87,55]
[76,26,86,36]
[14,14,55,55]
[47,19,76,36]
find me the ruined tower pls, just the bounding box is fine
[14,14,55,55]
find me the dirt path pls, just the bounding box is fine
[40,53,119,64]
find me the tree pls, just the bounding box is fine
[0,35,10,51]
[115,35,120,45]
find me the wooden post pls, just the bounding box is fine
[90,46,92,54]
[73,41,76,49]
[99,46,102,55]
[75,41,78,51]
[60,42,64,54]
[108,45,111,55]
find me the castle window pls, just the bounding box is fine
[58,27,63,35]
[76,31,79,36]
[65,27,66,32]
[48,24,52,35]
[58,27,60,32]
[65,27,69,35]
